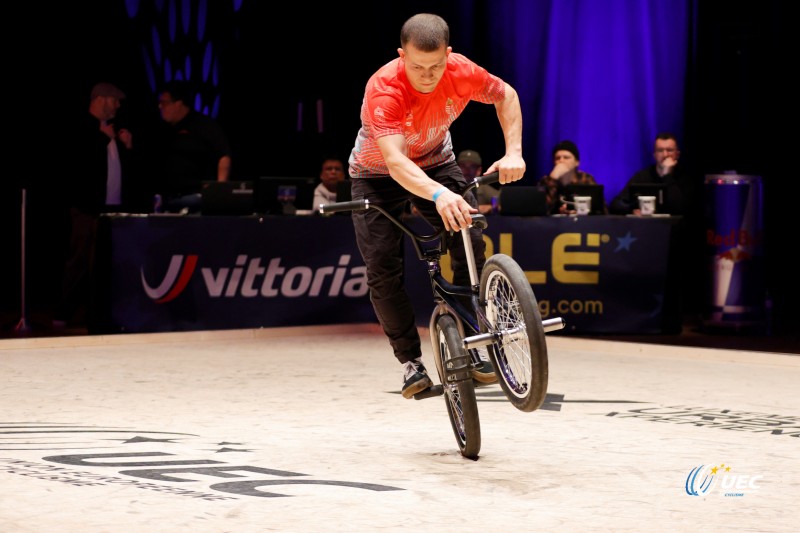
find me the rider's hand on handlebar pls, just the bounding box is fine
[484,153,526,184]
[435,188,478,232]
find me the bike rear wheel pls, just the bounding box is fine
[433,313,481,459]
[480,254,548,412]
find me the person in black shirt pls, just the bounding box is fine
[610,132,702,329]
[537,140,606,215]
[610,132,694,216]
[54,82,136,328]
[155,80,232,212]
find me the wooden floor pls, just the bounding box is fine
[1,324,797,532]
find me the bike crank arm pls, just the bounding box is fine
[413,384,444,400]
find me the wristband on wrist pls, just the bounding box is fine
[432,186,447,203]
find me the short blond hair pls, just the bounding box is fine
[400,13,449,51]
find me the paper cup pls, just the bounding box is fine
[574,196,592,215]
[638,195,656,215]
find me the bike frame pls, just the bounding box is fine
[424,225,487,344]
[318,173,564,350]
[358,198,488,345]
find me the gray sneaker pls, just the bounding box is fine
[401,359,433,399]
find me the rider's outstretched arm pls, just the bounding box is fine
[485,83,525,184]
[377,134,476,232]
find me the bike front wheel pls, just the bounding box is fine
[480,254,548,412]
[433,313,481,459]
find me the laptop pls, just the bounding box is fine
[628,183,668,212]
[200,180,255,216]
[565,183,606,215]
[498,186,548,216]
[255,176,317,214]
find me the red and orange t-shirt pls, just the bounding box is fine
[349,53,506,177]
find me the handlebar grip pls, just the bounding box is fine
[475,171,500,187]
[319,198,369,214]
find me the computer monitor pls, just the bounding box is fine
[565,183,605,215]
[498,186,548,216]
[255,176,317,215]
[628,183,668,212]
[200,180,255,216]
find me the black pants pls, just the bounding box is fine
[55,208,98,325]
[351,162,486,364]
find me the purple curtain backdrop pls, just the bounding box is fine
[464,0,695,201]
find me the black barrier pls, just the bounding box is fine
[92,214,681,335]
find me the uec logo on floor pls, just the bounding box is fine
[685,464,763,497]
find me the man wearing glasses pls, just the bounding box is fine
[155,80,232,213]
[609,132,694,216]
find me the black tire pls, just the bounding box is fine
[434,313,481,459]
[480,254,548,412]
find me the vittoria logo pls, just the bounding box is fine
[141,255,199,303]
[141,254,368,303]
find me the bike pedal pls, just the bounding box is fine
[413,384,444,400]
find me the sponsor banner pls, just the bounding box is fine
[98,214,678,334]
[104,215,374,333]
[405,216,678,334]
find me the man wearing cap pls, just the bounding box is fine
[73,82,134,211]
[457,149,500,215]
[537,140,602,215]
[55,82,136,329]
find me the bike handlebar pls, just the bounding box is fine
[318,171,500,215]
[320,199,369,214]
[472,171,500,189]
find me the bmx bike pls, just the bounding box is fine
[320,172,565,459]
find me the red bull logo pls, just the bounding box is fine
[705,228,761,250]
